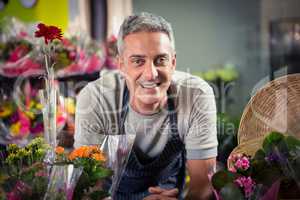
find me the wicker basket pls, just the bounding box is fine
[228,74,300,166]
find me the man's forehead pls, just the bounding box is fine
[124,32,171,46]
[122,32,173,56]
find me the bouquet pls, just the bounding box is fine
[0,137,50,200]
[47,145,113,200]
[0,137,113,200]
[0,85,66,146]
[54,35,105,77]
[0,17,106,78]
[212,132,300,200]
[0,18,41,77]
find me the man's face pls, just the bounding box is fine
[119,31,176,112]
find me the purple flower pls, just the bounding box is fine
[7,181,31,200]
[234,156,250,171]
[10,112,19,124]
[265,151,282,163]
[30,123,44,134]
[235,176,256,198]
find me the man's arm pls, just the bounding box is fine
[186,158,216,200]
[74,84,106,148]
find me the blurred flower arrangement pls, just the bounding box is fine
[0,88,67,146]
[193,63,238,83]
[212,132,300,200]
[53,35,105,77]
[0,137,50,200]
[104,35,118,70]
[0,18,41,77]
[0,137,113,200]
[0,17,106,78]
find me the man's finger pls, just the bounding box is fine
[160,188,178,197]
[143,194,177,200]
[148,187,179,197]
[148,186,164,194]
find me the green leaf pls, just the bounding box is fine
[263,132,285,154]
[276,140,289,155]
[92,168,113,180]
[89,190,109,200]
[254,149,266,161]
[252,166,282,187]
[263,132,284,147]
[212,171,237,190]
[219,183,245,200]
[285,136,300,150]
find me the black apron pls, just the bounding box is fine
[114,86,186,200]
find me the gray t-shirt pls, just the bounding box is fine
[74,70,218,160]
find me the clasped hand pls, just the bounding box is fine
[143,187,179,200]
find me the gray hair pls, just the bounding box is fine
[117,12,175,54]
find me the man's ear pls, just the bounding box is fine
[118,55,125,72]
[171,53,176,71]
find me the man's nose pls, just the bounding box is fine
[143,62,158,81]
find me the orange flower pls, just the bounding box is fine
[68,145,105,161]
[55,146,64,154]
[92,153,106,162]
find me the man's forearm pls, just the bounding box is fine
[185,186,214,200]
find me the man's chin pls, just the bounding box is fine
[138,96,161,105]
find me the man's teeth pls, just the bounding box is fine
[141,83,158,88]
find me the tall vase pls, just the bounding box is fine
[39,67,57,164]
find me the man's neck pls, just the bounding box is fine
[130,96,168,115]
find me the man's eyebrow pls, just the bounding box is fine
[156,53,169,58]
[129,55,146,59]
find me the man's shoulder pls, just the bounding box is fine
[80,70,123,95]
[172,70,213,94]
[76,70,124,109]
[94,70,123,90]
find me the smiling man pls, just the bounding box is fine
[75,12,218,200]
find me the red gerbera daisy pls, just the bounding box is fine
[35,23,63,44]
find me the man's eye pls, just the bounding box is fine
[155,57,169,66]
[132,59,145,66]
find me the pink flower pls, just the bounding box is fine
[18,110,30,136]
[228,166,237,173]
[234,156,250,171]
[7,181,31,200]
[235,176,256,198]
[68,51,77,61]
[35,170,47,177]
[18,31,28,38]
[8,45,29,62]
[7,191,21,200]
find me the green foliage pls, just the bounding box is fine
[0,138,50,199]
[220,183,244,200]
[72,157,113,200]
[212,132,300,199]
[212,171,238,190]
[193,64,239,82]
[4,137,49,175]
[1,138,113,199]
